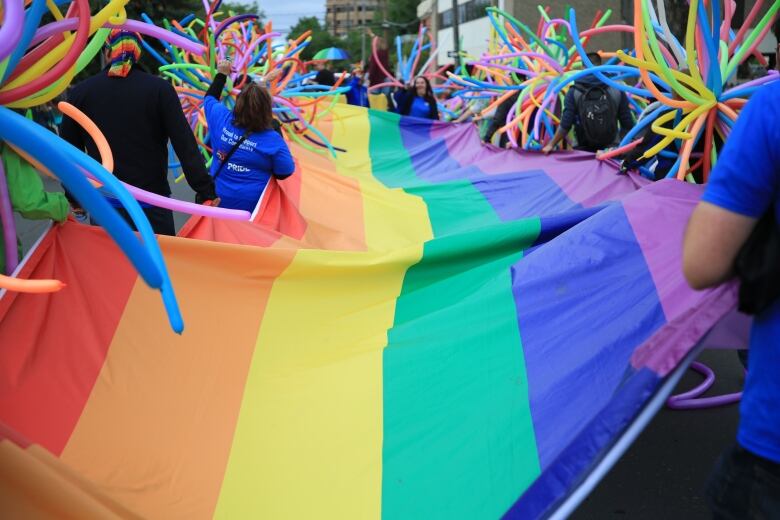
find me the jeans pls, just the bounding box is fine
[706,443,780,519]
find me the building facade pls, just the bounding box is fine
[432,0,627,65]
[326,0,384,37]
[428,0,776,66]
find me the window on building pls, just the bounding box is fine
[439,9,453,29]
[438,0,489,29]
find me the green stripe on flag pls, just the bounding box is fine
[369,112,543,518]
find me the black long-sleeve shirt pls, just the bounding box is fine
[61,68,216,201]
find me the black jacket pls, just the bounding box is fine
[394,88,439,120]
[560,76,635,148]
[61,68,216,201]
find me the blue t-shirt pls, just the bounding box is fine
[203,97,295,212]
[346,76,369,107]
[702,82,780,464]
[409,96,432,119]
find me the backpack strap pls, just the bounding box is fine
[213,131,249,181]
[608,87,622,109]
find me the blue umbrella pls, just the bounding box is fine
[312,47,350,61]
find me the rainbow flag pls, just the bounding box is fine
[0,106,736,518]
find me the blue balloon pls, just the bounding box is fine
[0,108,164,290]
[1,0,48,83]
[55,126,184,334]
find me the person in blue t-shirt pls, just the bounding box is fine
[683,82,780,519]
[203,60,295,213]
[345,66,369,108]
[394,76,439,120]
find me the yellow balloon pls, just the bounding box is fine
[642,103,713,159]
[7,66,76,108]
[3,0,129,92]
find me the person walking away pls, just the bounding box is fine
[203,60,295,213]
[313,61,336,87]
[683,81,780,520]
[542,52,634,153]
[393,76,439,120]
[61,30,217,236]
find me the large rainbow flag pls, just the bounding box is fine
[0,105,736,519]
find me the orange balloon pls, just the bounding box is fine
[57,101,114,173]
[0,274,65,293]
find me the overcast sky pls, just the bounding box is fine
[253,1,326,34]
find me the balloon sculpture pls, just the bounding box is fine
[368,24,448,92]
[142,0,351,167]
[0,0,244,332]
[613,0,780,181]
[446,0,779,183]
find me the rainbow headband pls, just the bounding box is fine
[107,30,142,78]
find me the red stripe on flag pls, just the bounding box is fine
[0,223,137,455]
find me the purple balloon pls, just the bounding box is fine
[0,0,25,62]
[29,19,206,55]
[0,159,20,275]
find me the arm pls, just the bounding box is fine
[205,60,231,101]
[683,203,757,289]
[271,138,295,180]
[542,128,568,154]
[543,89,576,153]
[430,99,439,120]
[392,89,405,114]
[682,85,779,289]
[617,92,635,133]
[2,145,69,222]
[454,107,474,123]
[205,72,228,101]
[160,83,217,201]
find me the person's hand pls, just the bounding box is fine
[264,68,283,82]
[542,143,554,155]
[217,59,231,76]
[71,206,88,223]
[202,197,221,207]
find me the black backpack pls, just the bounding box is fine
[734,207,780,315]
[575,84,619,149]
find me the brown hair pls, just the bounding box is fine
[232,82,273,133]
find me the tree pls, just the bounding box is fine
[75,0,265,79]
[288,16,340,61]
[384,0,420,39]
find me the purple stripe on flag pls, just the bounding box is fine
[399,120,583,219]
[429,122,650,206]
[621,180,739,376]
[511,201,666,469]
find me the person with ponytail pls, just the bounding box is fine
[202,59,295,213]
[61,30,217,235]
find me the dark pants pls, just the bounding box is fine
[484,122,511,148]
[91,206,175,236]
[706,443,780,519]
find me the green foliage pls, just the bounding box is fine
[385,0,420,38]
[75,0,265,80]
[288,16,341,61]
